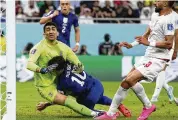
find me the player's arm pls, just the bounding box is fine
[72,16,80,52]
[120,27,151,49]
[74,27,80,45]
[39,10,59,24]
[27,46,58,74]
[136,34,174,49]
[27,47,42,72]
[137,21,175,49]
[142,27,151,39]
[172,29,178,60]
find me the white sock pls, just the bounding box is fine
[163,82,170,91]
[107,86,128,116]
[131,82,152,109]
[152,71,165,99]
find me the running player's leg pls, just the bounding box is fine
[151,70,166,102]
[97,95,132,117]
[162,66,175,101]
[96,57,164,120]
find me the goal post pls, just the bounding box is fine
[6,0,16,120]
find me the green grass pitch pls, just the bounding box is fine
[16,81,178,120]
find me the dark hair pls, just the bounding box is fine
[104,33,110,42]
[43,22,58,32]
[48,56,66,71]
[168,1,175,7]
[24,42,34,52]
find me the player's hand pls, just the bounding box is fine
[136,36,149,46]
[40,63,58,74]
[36,102,48,111]
[72,63,84,74]
[120,42,133,49]
[72,45,79,53]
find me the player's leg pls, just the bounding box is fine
[97,95,112,106]
[97,95,132,117]
[95,57,161,120]
[37,84,99,117]
[151,69,166,102]
[77,79,104,110]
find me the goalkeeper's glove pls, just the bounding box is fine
[40,63,58,74]
[72,63,84,74]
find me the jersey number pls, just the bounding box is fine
[71,71,86,87]
[144,61,152,67]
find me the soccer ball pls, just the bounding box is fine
[2,113,7,120]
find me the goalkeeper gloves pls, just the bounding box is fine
[72,63,84,74]
[40,63,58,74]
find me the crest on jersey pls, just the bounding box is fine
[167,24,174,30]
[176,20,178,25]
[30,49,36,54]
[63,17,68,23]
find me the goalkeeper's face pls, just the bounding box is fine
[44,26,58,41]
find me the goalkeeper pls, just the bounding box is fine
[27,22,100,117]
[36,56,131,118]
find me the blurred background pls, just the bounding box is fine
[1,0,178,81]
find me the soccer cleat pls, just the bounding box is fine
[167,86,174,102]
[137,104,156,120]
[94,112,120,120]
[118,104,131,117]
[150,97,158,103]
[174,97,178,106]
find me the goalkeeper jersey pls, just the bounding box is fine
[27,39,82,87]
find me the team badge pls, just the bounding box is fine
[48,92,53,97]
[63,17,68,23]
[167,24,174,30]
[31,49,36,54]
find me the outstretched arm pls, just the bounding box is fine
[39,10,59,24]
[120,27,151,49]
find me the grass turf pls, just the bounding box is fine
[16,81,178,120]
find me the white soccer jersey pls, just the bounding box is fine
[145,11,176,59]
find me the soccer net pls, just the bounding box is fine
[0,0,16,120]
[0,0,7,119]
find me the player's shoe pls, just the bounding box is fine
[174,97,178,106]
[118,104,131,117]
[167,86,174,102]
[137,104,156,120]
[94,112,120,120]
[150,97,158,103]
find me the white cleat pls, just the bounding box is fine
[151,97,158,103]
[167,86,174,102]
[174,97,178,106]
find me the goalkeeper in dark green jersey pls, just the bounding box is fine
[27,22,99,117]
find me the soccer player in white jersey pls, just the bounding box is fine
[151,9,178,103]
[95,1,176,120]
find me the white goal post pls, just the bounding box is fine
[6,0,16,120]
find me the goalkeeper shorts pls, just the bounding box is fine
[36,84,57,103]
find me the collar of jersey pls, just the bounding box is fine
[44,39,58,46]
